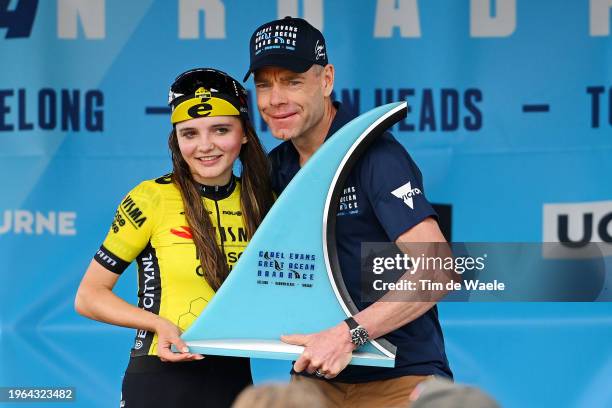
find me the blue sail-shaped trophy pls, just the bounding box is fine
[181,102,407,367]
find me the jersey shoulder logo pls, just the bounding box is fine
[118,195,147,228]
[391,181,422,209]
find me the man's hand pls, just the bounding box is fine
[281,322,355,379]
[155,318,204,362]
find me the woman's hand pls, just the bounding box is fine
[154,318,205,362]
[76,261,204,363]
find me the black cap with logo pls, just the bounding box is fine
[243,16,328,82]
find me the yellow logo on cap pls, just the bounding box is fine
[171,87,241,124]
[195,87,211,99]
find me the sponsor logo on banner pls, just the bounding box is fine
[543,200,612,258]
[391,182,422,209]
[0,210,76,235]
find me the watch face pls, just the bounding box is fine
[351,327,369,347]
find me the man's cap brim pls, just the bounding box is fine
[243,54,314,82]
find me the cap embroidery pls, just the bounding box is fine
[315,39,326,60]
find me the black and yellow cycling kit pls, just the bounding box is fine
[93,174,248,357]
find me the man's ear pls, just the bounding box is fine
[322,64,335,97]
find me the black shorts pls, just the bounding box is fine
[120,355,252,408]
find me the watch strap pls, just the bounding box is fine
[344,317,360,330]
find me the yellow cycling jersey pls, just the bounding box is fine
[93,174,248,357]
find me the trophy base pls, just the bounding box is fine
[181,339,395,367]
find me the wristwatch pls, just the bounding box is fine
[344,317,369,347]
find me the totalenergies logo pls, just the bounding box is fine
[170,226,193,240]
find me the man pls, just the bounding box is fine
[244,16,453,407]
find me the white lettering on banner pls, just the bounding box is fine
[36,211,55,234]
[470,0,516,37]
[57,0,105,39]
[58,212,77,235]
[5,2,608,40]
[14,210,33,234]
[0,213,7,234]
[278,0,324,31]
[179,0,225,39]
[374,0,421,38]
[0,210,77,236]
[590,0,612,36]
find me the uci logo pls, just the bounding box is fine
[543,201,612,248]
[187,87,213,118]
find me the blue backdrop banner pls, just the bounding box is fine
[1,1,611,407]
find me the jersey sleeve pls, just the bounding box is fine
[361,133,438,241]
[93,181,160,274]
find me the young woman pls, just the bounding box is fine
[75,68,274,407]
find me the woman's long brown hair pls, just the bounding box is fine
[168,119,274,291]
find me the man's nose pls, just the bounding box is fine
[269,84,287,106]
